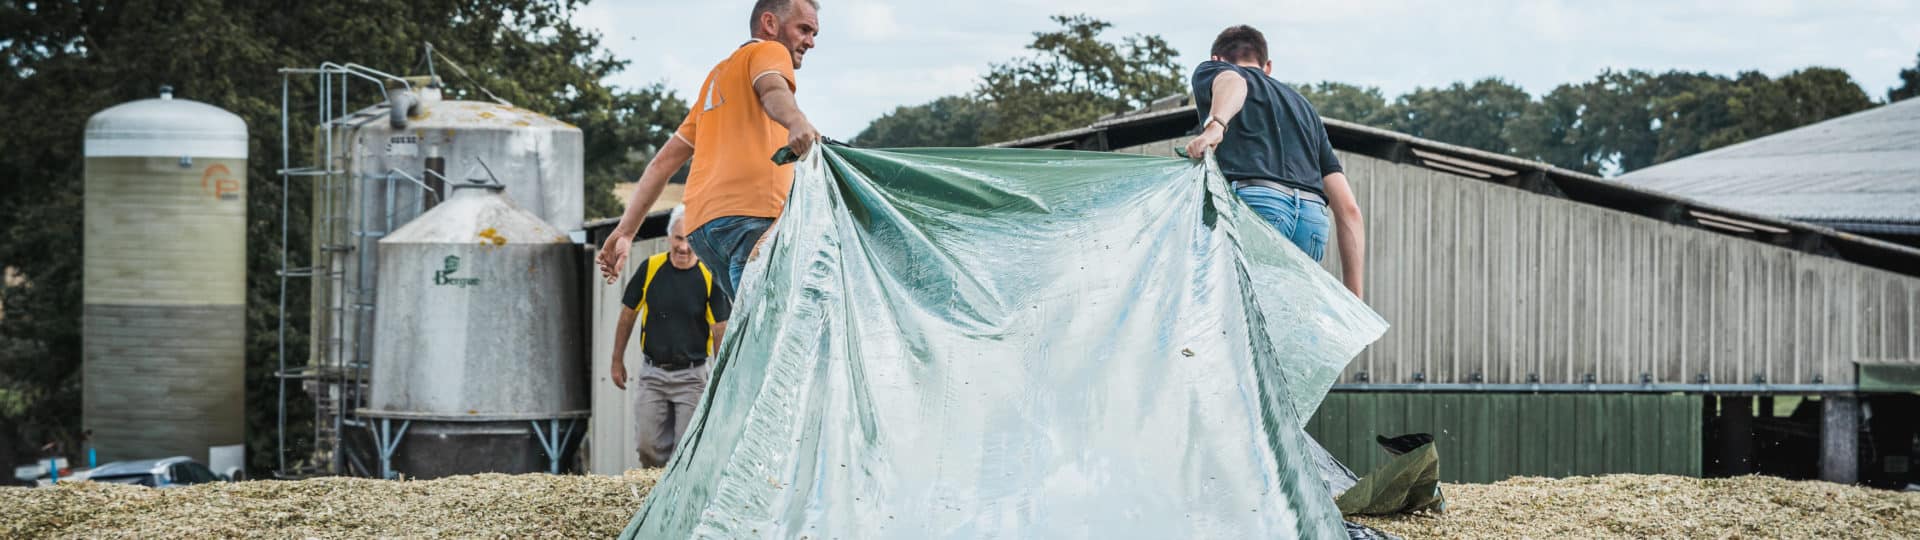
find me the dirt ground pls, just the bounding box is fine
[3,471,1915,538]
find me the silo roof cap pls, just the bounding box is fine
[85,87,247,159]
[382,187,568,246]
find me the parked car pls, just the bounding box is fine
[15,458,83,487]
[83,457,227,488]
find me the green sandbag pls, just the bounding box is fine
[1337,443,1445,516]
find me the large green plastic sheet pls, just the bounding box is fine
[621,146,1389,539]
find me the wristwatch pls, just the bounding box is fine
[1205,115,1229,131]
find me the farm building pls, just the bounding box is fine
[978,97,1920,488]
[262,61,1918,492]
[1619,96,1920,248]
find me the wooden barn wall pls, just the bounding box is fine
[1116,140,1920,386]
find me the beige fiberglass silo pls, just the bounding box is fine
[82,86,247,464]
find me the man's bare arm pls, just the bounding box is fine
[1323,172,1366,299]
[1185,71,1248,159]
[596,137,694,283]
[753,75,821,157]
[710,321,728,355]
[610,308,640,390]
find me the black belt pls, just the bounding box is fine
[650,358,707,371]
[1232,179,1326,205]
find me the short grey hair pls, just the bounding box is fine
[667,205,686,235]
[749,0,820,34]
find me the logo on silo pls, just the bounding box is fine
[200,164,241,201]
[433,255,481,288]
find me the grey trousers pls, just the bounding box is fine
[633,360,710,468]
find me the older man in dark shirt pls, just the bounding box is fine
[1186,25,1366,298]
[611,206,731,467]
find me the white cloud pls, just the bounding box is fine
[841,0,902,42]
[818,65,982,99]
[1005,0,1160,18]
[578,0,1920,136]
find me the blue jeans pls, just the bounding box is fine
[688,216,774,301]
[1235,185,1331,261]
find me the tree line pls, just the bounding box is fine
[855,16,1920,177]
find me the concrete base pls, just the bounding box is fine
[1820,395,1859,484]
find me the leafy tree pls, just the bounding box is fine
[1888,51,1919,103]
[1303,67,1868,175]
[1568,70,1665,172]
[1507,84,1599,174]
[578,83,690,218]
[1707,67,1873,148]
[1381,78,1531,154]
[853,95,995,148]
[1507,70,1727,173]
[977,15,1184,143]
[1639,72,1742,164]
[1292,82,1390,126]
[0,0,682,475]
[1503,68,1868,175]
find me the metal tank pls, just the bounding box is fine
[357,179,586,478]
[304,77,583,464]
[82,86,247,464]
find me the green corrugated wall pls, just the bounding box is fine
[1306,392,1702,483]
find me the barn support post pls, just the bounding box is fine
[1713,395,1755,476]
[1820,394,1860,484]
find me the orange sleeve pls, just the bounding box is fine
[745,42,797,93]
[675,105,699,146]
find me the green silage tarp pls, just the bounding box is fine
[622,146,1389,539]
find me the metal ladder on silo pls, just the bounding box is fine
[273,62,419,478]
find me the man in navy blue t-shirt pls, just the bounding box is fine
[1186,25,1366,298]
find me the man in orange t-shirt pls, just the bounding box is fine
[598,0,823,301]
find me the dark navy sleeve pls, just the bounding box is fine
[1303,101,1344,176]
[1191,61,1236,121]
[1192,61,1226,102]
[1318,124,1344,176]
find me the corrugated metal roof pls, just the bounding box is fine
[1619,98,1920,227]
[988,101,1920,277]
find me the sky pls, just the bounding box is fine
[573,0,1920,139]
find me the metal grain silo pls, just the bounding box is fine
[82,86,247,464]
[358,179,585,479]
[307,79,583,431]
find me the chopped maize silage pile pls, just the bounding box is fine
[1353,475,1920,539]
[0,469,661,539]
[3,471,1915,538]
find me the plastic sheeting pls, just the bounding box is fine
[1336,443,1445,516]
[621,146,1389,539]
